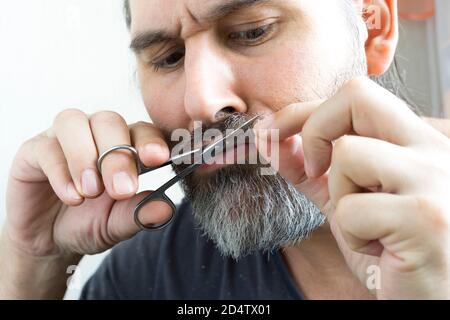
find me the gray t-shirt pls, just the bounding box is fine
[80,199,303,300]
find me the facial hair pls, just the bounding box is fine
[169,114,324,260]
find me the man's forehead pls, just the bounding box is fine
[129,0,271,34]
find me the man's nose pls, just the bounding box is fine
[183,37,247,125]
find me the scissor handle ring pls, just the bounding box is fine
[97,144,143,174]
[133,191,176,231]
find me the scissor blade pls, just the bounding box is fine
[202,115,260,156]
[163,115,260,168]
[168,147,202,163]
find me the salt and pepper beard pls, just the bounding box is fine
[168,114,324,260]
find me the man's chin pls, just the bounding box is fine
[179,163,325,260]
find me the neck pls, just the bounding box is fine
[281,223,374,300]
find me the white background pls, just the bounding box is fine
[0,0,448,300]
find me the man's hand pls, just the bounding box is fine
[422,117,450,138]
[255,77,450,299]
[1,109,171,299]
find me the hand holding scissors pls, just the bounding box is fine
[97,116,260,231]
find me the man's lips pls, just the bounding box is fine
[199,142,257,172]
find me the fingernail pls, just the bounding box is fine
[143,143,169,158]
[66,182,82,200]
[112,171,136,195]
[81,169,99,196]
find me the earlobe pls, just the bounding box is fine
[366,38,396,75]
[363,0,398,76]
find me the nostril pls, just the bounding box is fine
[215,107,236,121]
[222,107,236,114]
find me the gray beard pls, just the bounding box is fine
[171,114,325,260]
[181,164,325,260]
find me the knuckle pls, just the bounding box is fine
[343,77,372,93]
[33,135,55,157]
[17,137,41,164]
[54,108,85,126]
[90,110,125,125]
[335,195,353,219]
[133,121,163,139]
[100,149,137,174]
[48,161,70,179]
[332,136,354,162]
[131,122,168,146]
[413,196,449,232]
[131,121,152,129]
[341,77,375,110]
[35,135,53,151]
[21,135,41,151]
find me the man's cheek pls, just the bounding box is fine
[239,55,317,107]
[143,90,184,125]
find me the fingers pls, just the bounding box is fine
[275,135,306,185]
[90,111,138,200]
[35,134,84,206]
[301,78,431,178]
[331,192,444,260]
[59,191,174,249]
[327,135,414,205]
[129,121,170,167]
[42,108,170,204]
[105,192,173,241]
[255,77,432,178]
[53,109,103,198]
[254,101,323,140]
[332,193,408,256]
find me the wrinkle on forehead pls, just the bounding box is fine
[177,0,207,39]
[130,0,214,37]
[130,0,271,39]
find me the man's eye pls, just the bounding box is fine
[228,24,275,45]
[152,47,185,72]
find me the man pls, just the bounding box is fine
[1,0,450,299]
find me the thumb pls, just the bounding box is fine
[108,191,173,241]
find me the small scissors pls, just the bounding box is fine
[97,115,260,231]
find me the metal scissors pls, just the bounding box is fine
[97,115,260,231]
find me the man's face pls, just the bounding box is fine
[128,0,367,258]
[130,0,366,130]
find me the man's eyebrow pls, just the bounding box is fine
[130,0,270,53]
[130,30,176,53]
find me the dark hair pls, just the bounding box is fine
[122,0,419,114]
[372,58,420,114]
[124,0,131,29]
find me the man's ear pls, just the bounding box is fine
[363,0,398,76]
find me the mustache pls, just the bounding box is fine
[162,113,262,173]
